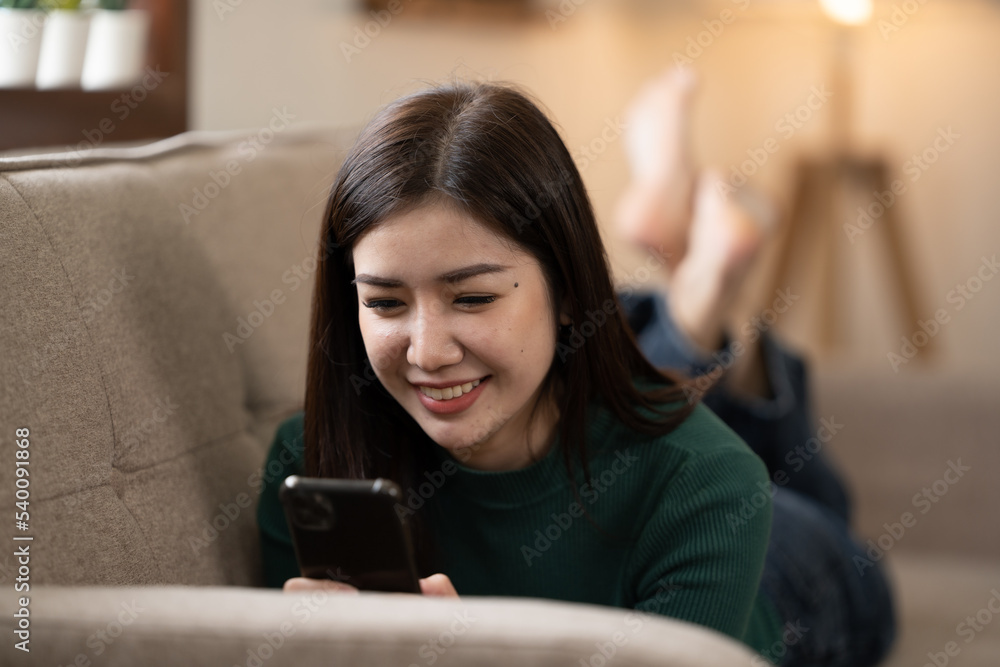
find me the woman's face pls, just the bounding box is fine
[351,202,564,471]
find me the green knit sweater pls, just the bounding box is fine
[256,400,784,659]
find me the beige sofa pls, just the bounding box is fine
[0,128,761,666]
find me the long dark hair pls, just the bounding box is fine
[305,81,698,575]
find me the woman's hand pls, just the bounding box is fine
[418,573,459,597]
[282,573,459,598]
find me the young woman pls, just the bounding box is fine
[256,73,896,666]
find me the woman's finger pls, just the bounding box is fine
[419,573,459,598]
[282,577,359,594]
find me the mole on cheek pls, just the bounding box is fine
[514,282,518,288]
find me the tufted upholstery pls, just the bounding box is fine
[0,128,355,586]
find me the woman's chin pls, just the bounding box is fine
[432,435,483,462]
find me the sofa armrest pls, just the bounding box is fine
[1,585,758,666]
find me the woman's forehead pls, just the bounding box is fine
[353,203,529,269]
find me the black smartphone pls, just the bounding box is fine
[278,475,421,594]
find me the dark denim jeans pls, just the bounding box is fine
[620,289,897,667]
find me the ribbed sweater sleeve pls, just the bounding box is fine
[624,446,773,642]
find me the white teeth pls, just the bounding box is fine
[419,378,482,401]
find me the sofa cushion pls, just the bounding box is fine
[0,585,758,666]
[0,128,355,585]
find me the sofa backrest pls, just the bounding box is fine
[0,127,356,586]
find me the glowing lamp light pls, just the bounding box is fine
[818,0,873,25]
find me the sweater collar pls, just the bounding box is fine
[428,430,568,507]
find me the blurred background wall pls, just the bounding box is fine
[191,0,1000,375]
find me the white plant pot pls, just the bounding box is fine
[0,9,47,88]
[36,10,92,89]
[81,9,150,91]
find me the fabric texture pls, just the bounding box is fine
[0,584,759,666]
[0,128,355,586]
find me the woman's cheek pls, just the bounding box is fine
[364,321,407,374]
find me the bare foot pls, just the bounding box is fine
[615,66,698,265]
[615,67,777,387]
[668,170,775,353]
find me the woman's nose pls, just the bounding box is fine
[406,306,463,371]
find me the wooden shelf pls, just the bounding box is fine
[0,0,188,153]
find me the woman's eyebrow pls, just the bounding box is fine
[352,263,510,287]
[351,274,403,288]
[438,263,510,284]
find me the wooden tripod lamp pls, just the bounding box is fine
[767,0,932,358]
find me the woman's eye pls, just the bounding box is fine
[455,295,496,306]
[362,299,402,311]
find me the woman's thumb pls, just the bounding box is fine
[419,573,459,597]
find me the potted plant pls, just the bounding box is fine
[80,0,150,90]
[35,0,90,89]
[0,0,47,88]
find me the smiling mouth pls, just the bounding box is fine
[417,376,488,401]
